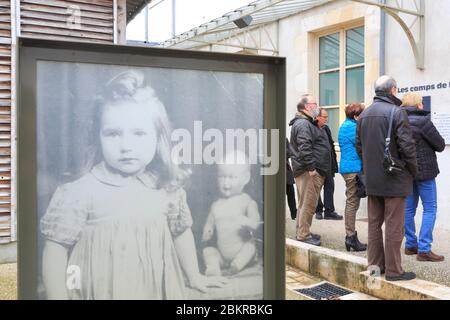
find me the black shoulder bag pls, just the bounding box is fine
[355,173,367,198]
[383,108,405,174]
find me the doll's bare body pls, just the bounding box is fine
[202,161,260,276]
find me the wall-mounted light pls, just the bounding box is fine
[233,15,253,29]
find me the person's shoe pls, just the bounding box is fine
[385,272,416,281]
[404,247,418,255]
[315,212,323,220]
[290,210,297,220]
[310,233,321,240]
[297,236,321,246]
[345,231,367,252]
[417,251,445,262]
[324,212,343,220]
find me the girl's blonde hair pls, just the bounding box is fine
[401,92,423,107]
[85,70,180,188]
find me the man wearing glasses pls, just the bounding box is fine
[315,108,342,221]
[289,94,332,246]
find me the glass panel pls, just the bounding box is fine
[320,71,339,106]
[36,61,265,300]
[324,108,340,143]
[346,67,364,104]
[319,33,340,70]
[346,26,364,66]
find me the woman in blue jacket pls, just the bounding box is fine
[338,103,367,252]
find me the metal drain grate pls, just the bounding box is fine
[295,282,353,300]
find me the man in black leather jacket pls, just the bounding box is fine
[289,94,331,246]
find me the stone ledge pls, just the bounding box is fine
[286,238,450,300]
[359,271,450,300]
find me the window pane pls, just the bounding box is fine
[346,26,364,66]
[320,71,339,106]
[346,67,364,104]
[324,108,340,142]
[319,33,340,70]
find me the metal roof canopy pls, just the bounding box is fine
[127,0,154,23]
[159,0,425,69]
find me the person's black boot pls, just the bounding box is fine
[290,210,297,220]
[345,231,367,252]
[324,212,343,220]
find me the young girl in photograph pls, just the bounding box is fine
[40,70,226,299]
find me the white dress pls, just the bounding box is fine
[40,162,192,300]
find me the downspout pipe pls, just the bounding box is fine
[172,0,176,37]
[380,0,386,75]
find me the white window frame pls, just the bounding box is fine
[315,22,365,122]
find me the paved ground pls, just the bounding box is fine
[2,209,448,299]
[0,263,16,300]
[286,209,450,287]
[286,266,378,300]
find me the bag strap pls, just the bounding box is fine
[385,107,396,148]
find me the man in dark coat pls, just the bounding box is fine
[290,94,331,246]
[356,75,418,281]
[315,108,342,220]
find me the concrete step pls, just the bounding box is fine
[359,271,450,300]
[286,238,450,300]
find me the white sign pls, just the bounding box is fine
[432,113,450,145]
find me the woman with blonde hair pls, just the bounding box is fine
[401,92,445,262]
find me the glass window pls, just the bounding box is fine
[325,107,340,141]
[346,67,364,103]
[346,27,364,66]
[318,26,364,129]
[320,71,339,106]
[319,33,340,70]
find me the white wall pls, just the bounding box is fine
[385,0,450,230]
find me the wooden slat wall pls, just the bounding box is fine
[0,0,117,244]
[0,0,11,243]
[21,0,114,43]
[0,1,11,39]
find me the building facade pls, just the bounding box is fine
[161,0,450,230]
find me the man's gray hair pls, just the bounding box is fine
[374,75,397,94]
[297,94,312,111]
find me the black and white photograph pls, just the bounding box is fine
[35,61,265,300]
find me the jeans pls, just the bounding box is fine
[404,179,438,254]
[315,174,335,214]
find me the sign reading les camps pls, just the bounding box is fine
[398,81,450,93]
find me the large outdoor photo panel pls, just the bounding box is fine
[18,39,285,300]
